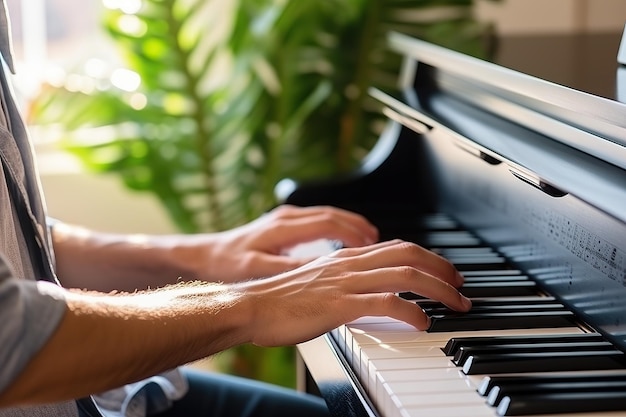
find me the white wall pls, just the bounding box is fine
[476,0,626,35]
[36,140,179,234]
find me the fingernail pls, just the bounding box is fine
[425,315,432,330]
[462,296,472,310]
[421,308,432,330]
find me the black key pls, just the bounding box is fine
[479,372,626,397]
[444,332,603,357]
[459,281,538,297]
[450,296,558,306]
[462,270,524,277]
[463,275,531,283]
[417,297,565,314]
[423,303,567,316]
[428,310,576,333]
[403,283,543,301]
[453,340,613,366]
[450,259,508,271]
[419,213,459,230]
[463,349,626,375]
[420,231,482,248]
[496,390,626,416]
[432,247,496,257]
[487,377,626,406]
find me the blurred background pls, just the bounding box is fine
[6,0,625,234]
[6,0,626,388]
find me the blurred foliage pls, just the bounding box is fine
[29,0,498,388]
[30,0,498,233]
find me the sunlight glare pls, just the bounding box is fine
[102,0,142,14]
[111,69,141,92]
[129,93,148,110]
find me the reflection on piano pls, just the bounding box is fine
[279,32,626,417]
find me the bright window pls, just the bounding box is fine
[6,0,112,104]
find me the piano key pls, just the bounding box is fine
[459,281,539,297]
[432,247,497,257]
[423,302,568,315]
[419,213,460,230]
[462,349,626,375]
[496,391,626,416]
[444,252,506,262]
[445,332,605,358]
[382,369,626,417]
[380,378,486,417]
[343,320,584,403]
[375,367,485,403]
[377,212,460,232]
[342,318,583,349]
[422,296,561,308]
[400,404,495,417]
[357,344,444,380]
[463,275,531,283]
[415,231,482,247]
[486,376,626,407]
[453,340,614,366]
[428,310,577,332]
[448,258,509,271]
[410,281,541,300]
[461,270,525,277]
[478,371,626,398]
[340,316,588,416]
[391,389,487,408]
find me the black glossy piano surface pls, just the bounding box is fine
[285,31,626,417]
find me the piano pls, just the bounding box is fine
[278,30,626,417]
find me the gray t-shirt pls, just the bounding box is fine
[0,1,78,415]
[0,2,187,416]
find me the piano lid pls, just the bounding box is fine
[384,31,626,172]
[369,31,626,226]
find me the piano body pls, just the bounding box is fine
[280,31,626,417]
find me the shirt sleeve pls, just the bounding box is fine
[0,253,67,395]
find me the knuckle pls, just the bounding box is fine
[380,292,400,309]
[396,240,421,254]
[330,246,356,257]
[397,265,417,279]
[239,252,259,272]
[271,205,293,219]
[317,212,338,227]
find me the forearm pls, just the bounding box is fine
[1,239,471,407]
[0,282,249,406]
[52,222,206,292]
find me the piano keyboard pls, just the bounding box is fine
[328,213,626,417]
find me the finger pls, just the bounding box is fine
[270,205,379,247]
[351,293,432,330]
[345,266,471,312]
[327,239,402,257]
[275,205,376,233]
[299,240,401,266]
[270,215,378,250]
[333,240,464,288]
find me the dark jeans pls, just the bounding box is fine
[151,368,330,417]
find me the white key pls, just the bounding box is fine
[390,391,491,417]
[333,320,593,417]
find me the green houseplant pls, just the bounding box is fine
[30,0,497,387]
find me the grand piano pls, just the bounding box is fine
[279,29,626,417]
